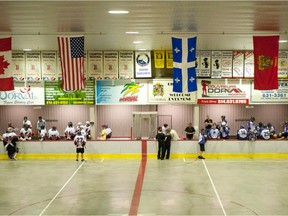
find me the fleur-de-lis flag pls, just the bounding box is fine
[172,36,197,92]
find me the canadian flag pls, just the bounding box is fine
[0,37,14,91]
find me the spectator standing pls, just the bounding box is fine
[37,116,46,135]
[204,115,213,135]
[162,128,172,160]
[155,127,165,160]
[185,123,196,140]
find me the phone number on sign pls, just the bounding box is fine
[262,93,287,98]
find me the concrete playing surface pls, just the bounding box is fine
[1,158,288,215]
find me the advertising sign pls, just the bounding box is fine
[135,51,152,78]
[250,80,288,104]
[96,80,148,104]
[45,80,95,105]
[197,79,249,104]
[148,79,197,104]
[0,82,44,105]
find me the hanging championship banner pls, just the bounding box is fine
[244,51,254,78]
[278,51,288,78]
[26,52,41,81]
[199,51,211,77]
[232,51,244,78]
[166,50,173,68]
[154,50,165,68]
[41,51,57,81]
[119,51,134,79]
[88,51,103,79]
[221,51,233,78]
[12,51,25,81]
[135,51,152,78]
[196,51,200,77]
[211,51,222,78]
[104,51,119,79]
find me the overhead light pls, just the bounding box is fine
[23,48,32,51]
[108,10,129,14]
[126,31,139,34]
[279,40,288,43]
[133,41,143,44]
[138,49,147,51]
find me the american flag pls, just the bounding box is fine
[57,36,85,91]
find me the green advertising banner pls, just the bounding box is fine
[45,80,95,105]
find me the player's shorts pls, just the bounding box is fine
[199,144,205,151]
[76,148,84,153]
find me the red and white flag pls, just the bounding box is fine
[253,35,279,90]
[57,36,85,91]
[0,37,14,91]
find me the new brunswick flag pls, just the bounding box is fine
[253,35,279,90]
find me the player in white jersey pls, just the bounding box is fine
[208,123,220,139]
[39,125,47,141]
[219,124,230,139]
[237,125,248,140]
[23,116,32,128]
[64,122,76,140]
[84,121,91,140]
[2,127,19,160]
[48,126,61,140]
[74,131,86,161]
[19,124,32,141]
[260,125,271,140]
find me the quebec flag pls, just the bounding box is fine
[172,36,197,92]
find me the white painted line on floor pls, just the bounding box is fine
[183,157,186,162]
[202,160,227,216]
[39,161,85,216]
[100,158,104,162]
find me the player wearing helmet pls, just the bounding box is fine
[74,130,86,161]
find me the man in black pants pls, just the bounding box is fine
[155,127,165,160]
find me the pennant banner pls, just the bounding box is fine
[57,35,85,91]
[88,51,103,79]
[119,51,134,79]
[26,51,41,81]
[166,51,173,68]
[253,35,279,90]
[12,51,25,81]
[154,50,165,68]
[0,37,14,91]
[172,36,197,92]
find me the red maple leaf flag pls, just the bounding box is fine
[0,37,14,91]
[253,35,279,90]
[57,36,85,91]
